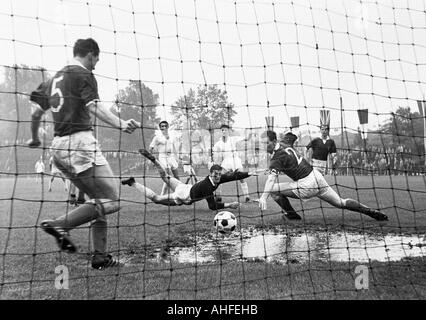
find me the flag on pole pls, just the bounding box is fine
[357,109,369,140]
[290,116,299,129]
[265,116,274,130]
[320,109,330,128]
[357,109,369,124]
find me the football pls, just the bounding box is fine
[213,211,237,234]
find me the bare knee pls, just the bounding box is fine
[334,198,347,209]
[86,198,120,216]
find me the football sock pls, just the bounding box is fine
[90,217,107,255]
[344,199,374,215]
[273,194,297,214]
[161,183,171,196]
[77,190,85,202]
[52,204,99,231]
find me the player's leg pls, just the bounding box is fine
[163,158,180,194]
[72,164,122,269]
[121,177,179,206]
[61,174,69,191]
[68,182,77,205]
[139,149,181,190]
[48,175,54,191]
[77,188,85,204]
[121,177,157,201]
[317,188,388,221]
[234,157,250,202]
[239,179,250,202]
[270,182,302,220]
[41,165,120,256]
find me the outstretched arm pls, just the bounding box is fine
[258,173,277,210]
[27,106,45,148]
[206,196,239,211]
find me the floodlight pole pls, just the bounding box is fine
[423,99,426,168]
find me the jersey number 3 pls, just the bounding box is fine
[51,75,64,112]
[284,147,303,165]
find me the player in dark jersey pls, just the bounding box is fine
[258,131,388,221]
[121,149,259,211]
[28,38,140,270]
[306,125,337,175]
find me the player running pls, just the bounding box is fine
[258,131,388,221]
[121,149,259,211]
[28,38,140,269]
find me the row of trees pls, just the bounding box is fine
[0,64,235,152]
[0,64,424,161]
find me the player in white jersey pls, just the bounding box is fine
[212,124,250,202]
[149,120,180,195]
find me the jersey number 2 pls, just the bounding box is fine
[284,147,303,165]
[51,75,64,112]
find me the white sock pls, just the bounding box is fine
[134,182,156,200]
[241,181,249,198]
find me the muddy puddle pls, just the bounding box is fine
[153,227,426,265]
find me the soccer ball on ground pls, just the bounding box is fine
[213,211,237,234]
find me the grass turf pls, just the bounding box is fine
[0,172,425,299]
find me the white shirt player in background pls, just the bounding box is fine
[48,155,69,192]
[34,156,45,184]
[212,124,251,202]
[149,120,180,195]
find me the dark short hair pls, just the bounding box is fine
[209,164,223,173]
[159,120,169,128]
[73,38,100,57]
[261,130,277,142]
[220,124,230,130]
[281,132,298,145]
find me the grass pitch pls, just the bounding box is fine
[0,172,425,299]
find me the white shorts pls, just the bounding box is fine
[221,156,243,172]
[172,183,192,205]
[289,169,334,200]
[159,156,179,171]
[311,159,327,175]
[50,131,108,176]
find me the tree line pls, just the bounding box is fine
[0,64,423,160]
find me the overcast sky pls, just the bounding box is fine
[1,0,425,135]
